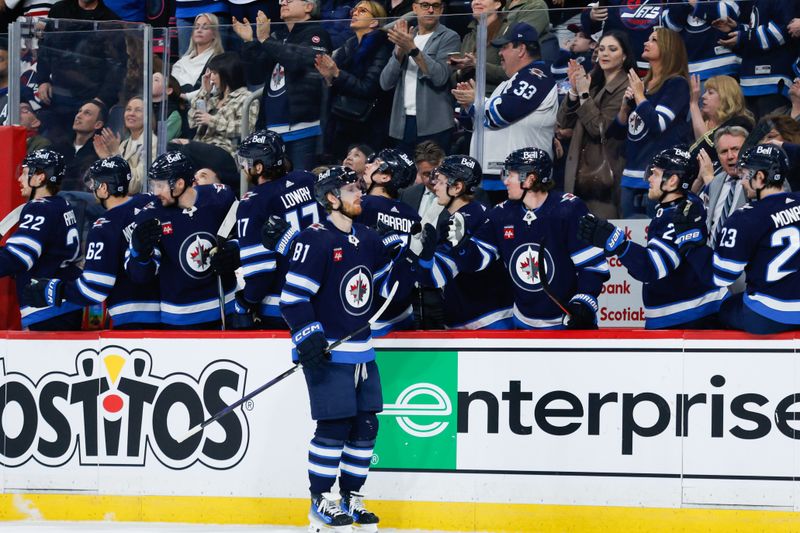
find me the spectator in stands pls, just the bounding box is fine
[775,78,800,120]
[452,22,558,203]
[694,125,749,250]
[193,167,221,186]
[718,1,799,119]
[663,0,739,83]
[612,27,690,218]
[547,0,587,49]
[226,0,278,25]
[57,99,106,191]
[184,52,258,156]
[1,0,57,18]
[35,0,124,145]
[172,13,225,104]
[384,0,413,18]
[557,30,632,219]
[504,0,558,62]
[152,71,188,142]
[235,0,332,171]
[93,95,156,194]
[343,143,375,180]
[690,75,754,142]
[379,0,460,156]
[315,1,393,160]
[449,0,508,96]
[176,1,229,57]
[20,100,52,154]
[582,0,664,72]
[320,0,356,50]
[756,114,800,190]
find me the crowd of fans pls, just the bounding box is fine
[2,0,800,332]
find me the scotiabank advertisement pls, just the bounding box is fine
[597,219,647,327]
[1,333,799,511]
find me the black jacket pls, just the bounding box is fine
[331,30,392,104]
[36,1,125,106]
[241,20,332,129]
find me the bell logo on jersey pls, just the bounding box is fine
[179,232,215,279]
[508,243,554,292]
[339,266,373,316]
[0,347,249,470]
[161,221,173,235]
[504,226,515,239]
[333,247,343,262]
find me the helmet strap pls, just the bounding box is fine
[27,171,46,202]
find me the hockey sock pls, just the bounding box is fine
[339,412,378,492]
[308,436,344,495]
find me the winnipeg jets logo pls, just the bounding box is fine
[179,231,216,279]
[339,266,373,316]
[270,64,286,94]
[508,243,554,292]
[628,111,646,138]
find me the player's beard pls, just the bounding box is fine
[340,199,362,219]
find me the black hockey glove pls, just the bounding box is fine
[672,199,706,251]
[229,290,258,330]
[23,278,63,308]
[564,294,599,330]
[417,223,438,264]
[262,215,298,256]
[130,218,162,259]
[446,212,468,248]
[209,240,241,275]
[577,214,629,257]
[292,321,330,369]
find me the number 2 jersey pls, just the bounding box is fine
[616,197,727,329]
[235,171,324,320]
[126,184,238,326]
[59,194,161,327]
[447,192,609,329]
[0,196,82,328]
[279,219,413,363]
[713,192,800,324]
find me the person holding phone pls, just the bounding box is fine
[450,0,508,95]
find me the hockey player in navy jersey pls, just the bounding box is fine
[415,155,515,329]
[446,148,609,329]
[23,156,161,329]
[278,165,416,532]
[3,149,82,330]
[357,148,420,335]
[126,151,240,329]
[233,129,323,328]
[712,144,800,334]
[578,147,727,329]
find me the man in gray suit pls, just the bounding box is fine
[695,126,749,249]
[380,0,460,156]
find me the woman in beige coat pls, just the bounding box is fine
[556,31,633,219]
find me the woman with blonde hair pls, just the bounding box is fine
[690,75,755,140]
[612,27,692,218]
[172,13,225,103]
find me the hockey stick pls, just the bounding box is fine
[215,200,240,330]
[0,204,25,239]
[177,280,400,443]
[531,240,571,317]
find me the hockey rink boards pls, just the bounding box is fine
[0,329,799,532]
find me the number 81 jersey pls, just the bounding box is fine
[713,192,800,324]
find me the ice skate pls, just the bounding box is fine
[340,491,379,532]
[308,492,354,533]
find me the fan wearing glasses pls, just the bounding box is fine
[379,0,461,156]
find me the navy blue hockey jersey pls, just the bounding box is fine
[610,76,692,190]
[279,219,412,363]
[236,171,324,319]
[1,196,82,327]
[126,184,238,326]
[447,192,609,329]
[418,201,514,329]
[616,196,727,328]
[581,0,665,70]
[713,193,800,324]
[663,1,740,80]
[61,194,161,327]
[356,194,421,335]
[733,0,796,97]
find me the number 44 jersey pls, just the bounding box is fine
[713,192,800,324]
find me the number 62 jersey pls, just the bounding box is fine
[713,192,800,324]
